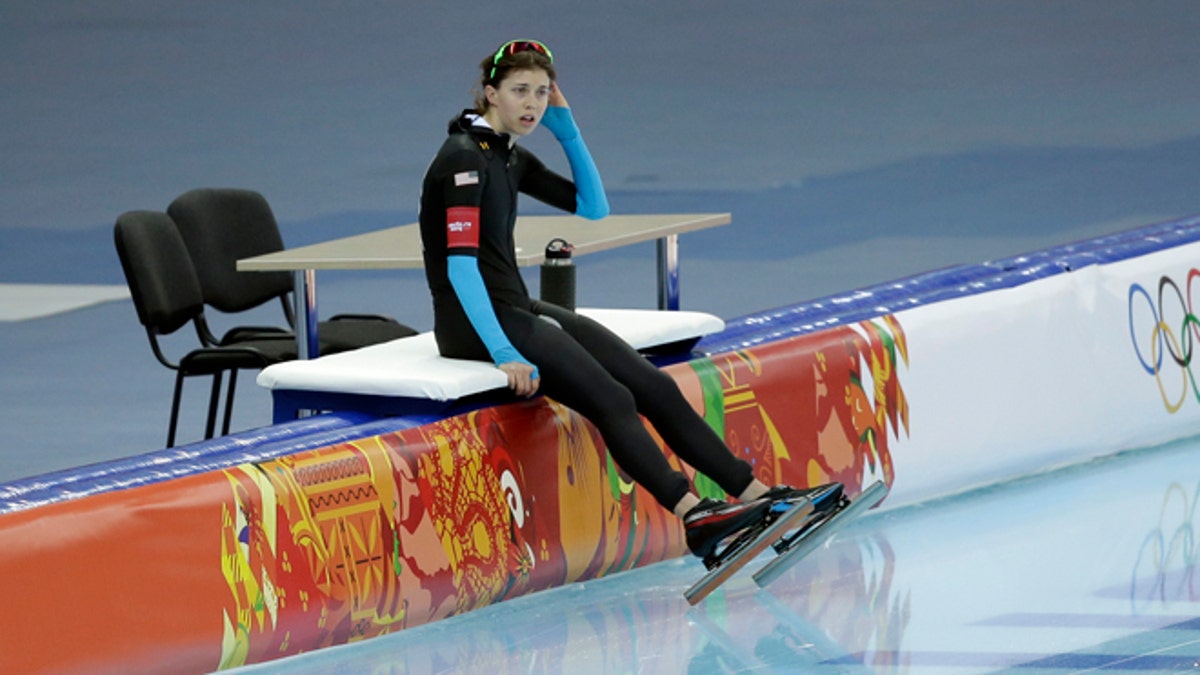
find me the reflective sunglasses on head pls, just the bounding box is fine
[489,39,554,80]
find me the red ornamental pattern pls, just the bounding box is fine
[217,316,909,668]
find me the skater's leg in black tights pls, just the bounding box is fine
[542,306,755,496]
[506,304,756,503]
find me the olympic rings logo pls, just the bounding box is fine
[1128,270,1200,413]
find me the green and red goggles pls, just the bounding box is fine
[489,39,554,80]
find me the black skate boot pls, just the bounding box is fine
[684,498,771,563]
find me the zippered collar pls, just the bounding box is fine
[448,110,514,149]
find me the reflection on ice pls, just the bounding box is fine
[1128,478,1199,611]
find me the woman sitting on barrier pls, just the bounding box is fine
[417,38,841,560]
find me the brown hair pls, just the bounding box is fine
[472,49,557,113]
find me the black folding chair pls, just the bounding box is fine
[114,210,297,447]
[166,188,417,354]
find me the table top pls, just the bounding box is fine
[237,213,731,272]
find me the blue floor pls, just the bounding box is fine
[3,3,1200,673]
[235,437,1200,674]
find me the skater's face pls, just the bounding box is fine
[483,68,552,138]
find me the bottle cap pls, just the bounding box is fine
[545,237,573,260]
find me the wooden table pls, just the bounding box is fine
[238,213,730,358]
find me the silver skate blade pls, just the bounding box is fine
[684,497,813,605]
[752,480,888,589]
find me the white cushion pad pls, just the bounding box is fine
[256,308,724,401]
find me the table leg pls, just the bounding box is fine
[293,269,319,359]
[656,234,680,310]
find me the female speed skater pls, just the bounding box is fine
[417,38,843,562]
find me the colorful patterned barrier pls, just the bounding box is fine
[0,321,907,674]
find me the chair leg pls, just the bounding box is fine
[168,370,186,448]
[221,369,239,436]
[204,371,224,440]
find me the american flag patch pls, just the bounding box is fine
[454,171,479,186]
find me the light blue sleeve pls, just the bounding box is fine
[540,106,609,220]
[447,255,538,378]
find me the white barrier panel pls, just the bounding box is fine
[887,241,1200,506]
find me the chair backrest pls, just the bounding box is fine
[167,188,295,314]
[113,210,207,337]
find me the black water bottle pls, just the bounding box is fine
[540,237,576,311]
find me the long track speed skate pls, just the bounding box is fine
[684,481,888,604]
